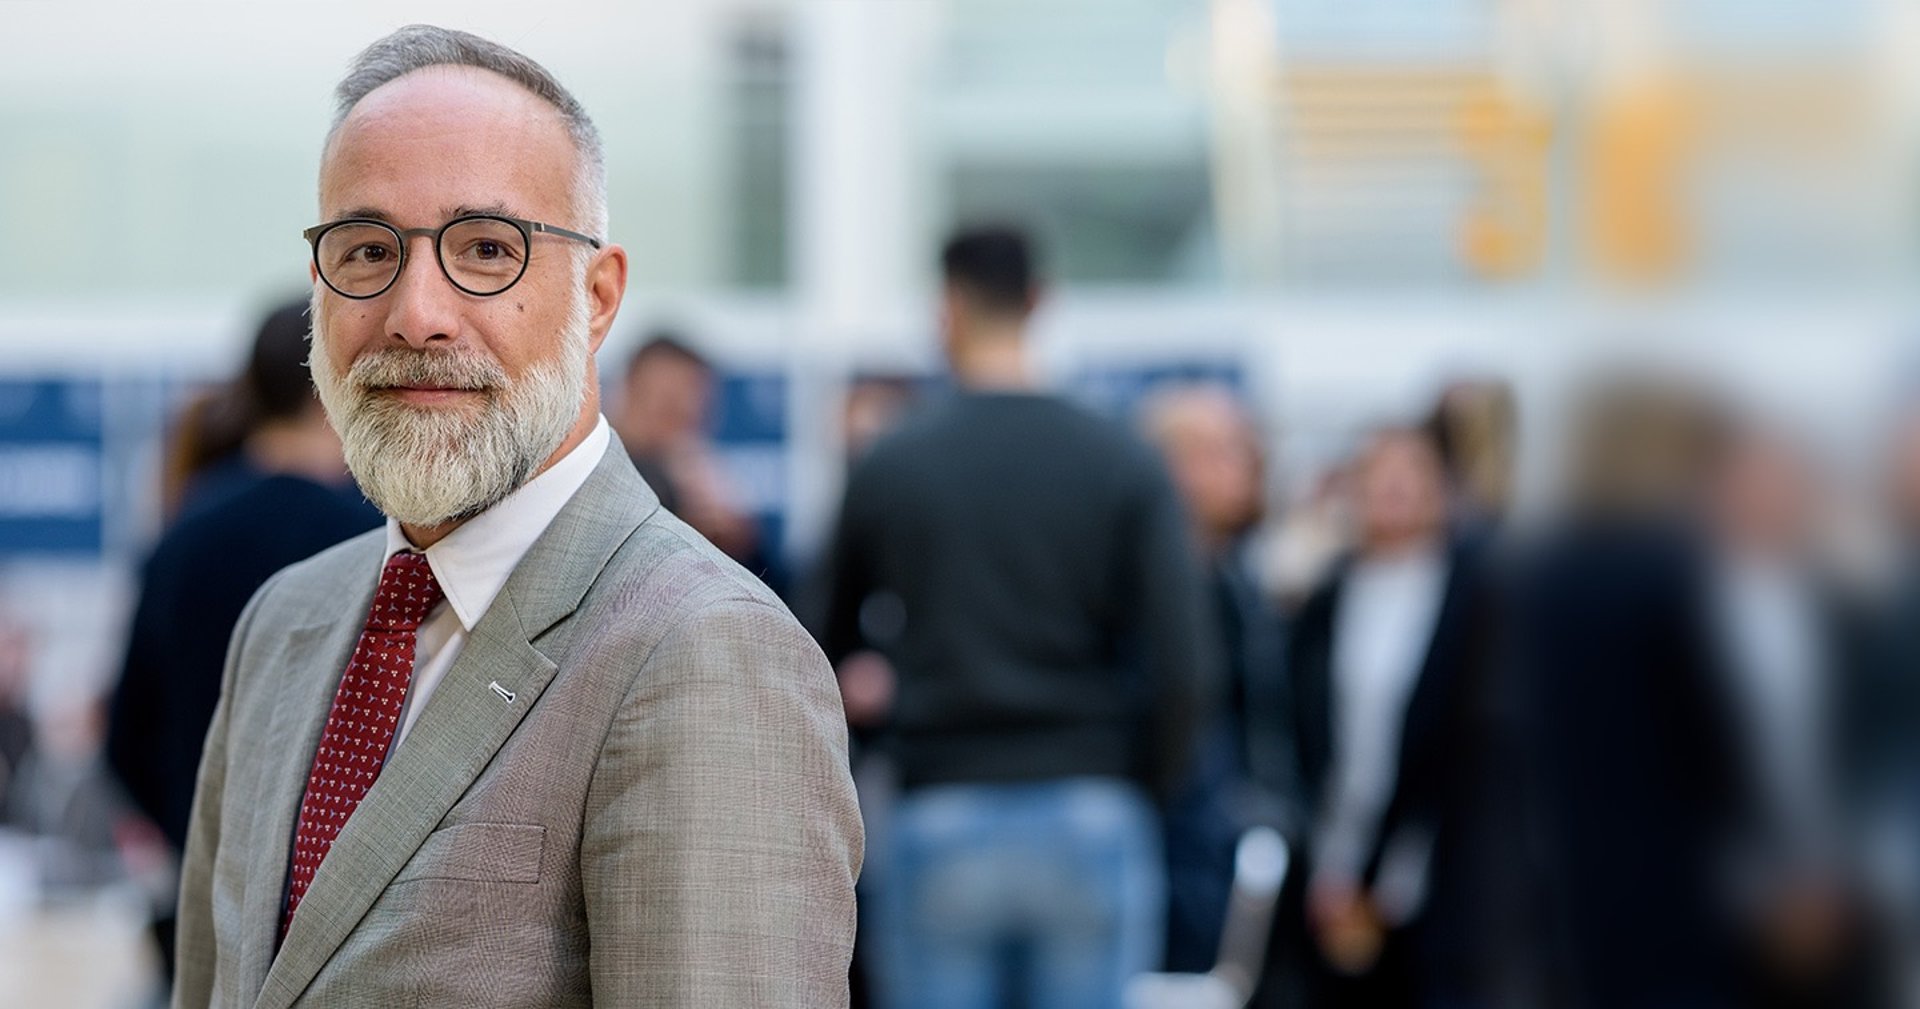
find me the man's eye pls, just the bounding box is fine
[458,239,518,261]
[350,244,393,264]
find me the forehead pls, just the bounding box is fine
[633,353,708,381]
[1166,397,1251,443]
[319,66,576,223]
[1363,432,1440,473]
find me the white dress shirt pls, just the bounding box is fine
[381,416,611,748]
[1711,555,1835,863]
[1315,545,1448,920]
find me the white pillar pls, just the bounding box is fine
[789,0,929,344]
[785,0,935,563]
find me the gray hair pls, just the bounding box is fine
[327,24,609,241]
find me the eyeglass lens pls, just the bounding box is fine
[315,218,528,297]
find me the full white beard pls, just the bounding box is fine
[309,289,591,528]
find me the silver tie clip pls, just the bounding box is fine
[488,681,517,704]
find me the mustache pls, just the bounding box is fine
[344,348,509,393]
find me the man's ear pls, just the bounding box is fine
[939,284,968,334]
[585,245,629,354]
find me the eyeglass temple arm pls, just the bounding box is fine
[528,221,603,249]
[303,218,604,249]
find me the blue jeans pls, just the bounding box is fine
[872,777,1165,1009]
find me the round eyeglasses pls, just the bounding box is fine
[303,214,603,299]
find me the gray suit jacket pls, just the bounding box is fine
[173,440,863,1008]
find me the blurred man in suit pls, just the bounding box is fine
[1140,384,1290,974]
[1513,377,1750,1009]
[1702,425,1892,1009]
[611,331,766,577]
[1282,426,1498,1009]
[173,25,860,1009]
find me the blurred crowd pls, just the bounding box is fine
[796,230,1920,1009]
[5,223,1920,1009]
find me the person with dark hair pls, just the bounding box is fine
[1139,384,1291,975]
[171,26,859,1009]
[939,225,1035,317]
[1423,378,1516,533]
[161,301,358,523]
[107,296,380,983]
[613,331,710,515]
[816,225,1219,1009]
[1277,426,1503,1009]
[1699,425,1894,1009]
[611,329,766,578]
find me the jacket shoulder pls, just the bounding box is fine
[608,509,788,619]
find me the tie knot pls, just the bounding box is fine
[366,551,444,631]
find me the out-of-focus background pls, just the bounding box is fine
[5,1,1920,1007]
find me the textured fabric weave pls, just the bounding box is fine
[171,438,862,1009]
[282,550,441,939]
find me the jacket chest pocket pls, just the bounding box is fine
[391,821,546,885]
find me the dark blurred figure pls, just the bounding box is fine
[8,699,131,890]
[816,225,1219,1009]
[1702,426,1896,1009]
[1884,405,1920,564]
[832,371,926,1009]
[611,330,707,513]
[0,622,34,827]
[611,330,769,582]
[106,299,378,982]
[832,373,927,743]
[160,391,247,523]
[160,311,343,524]
[1424,377,1516,535]
[1141,384,1291,974]
[1274,426,1502,1009]
[1513,377,1753,1009]
[1878,408,1920,748]
[1876,408,1920,1001]
[842,372,922,465]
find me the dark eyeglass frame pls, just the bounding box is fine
[302,213,604,300]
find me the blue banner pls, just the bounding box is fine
[0,378,105,555]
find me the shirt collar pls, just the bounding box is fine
[382,415,611,631]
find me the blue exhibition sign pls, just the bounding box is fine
[0,378,105,554]
[1072,360,1245,419]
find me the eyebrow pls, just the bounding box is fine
[448,202,521,221]
[322,203,524,226]
[332,206,393,224]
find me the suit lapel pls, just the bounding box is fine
[253,439,658,1009]
[237,556,381,1003]
[1397,546,1469,769]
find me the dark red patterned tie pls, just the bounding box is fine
[281,550,443,940]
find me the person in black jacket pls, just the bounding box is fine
[1277,425,1501,1009]
[1700,425,1895,1009]
[105,298,379,982]
[610,330,776,590]
[815,226,1220,1009]
[1511,377,1755,1009]
[1141,384,1290,975]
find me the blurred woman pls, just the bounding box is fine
[106,298,379,983]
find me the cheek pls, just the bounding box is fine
[315,304,380,365]
[473,303,566,377]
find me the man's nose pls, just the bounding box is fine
[381,236,462,349]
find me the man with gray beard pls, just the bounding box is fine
[171,25,861,1009]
